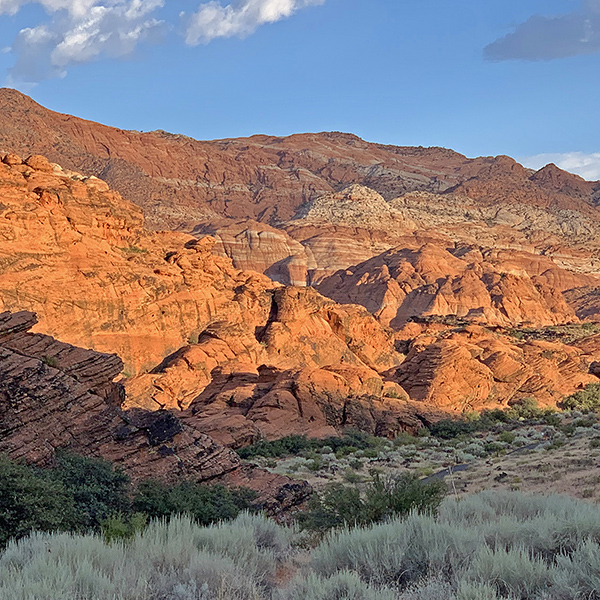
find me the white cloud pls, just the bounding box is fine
[521,152,600,181]
[2,0,324,82]
[7,0,165,82]
[485,0,600,61]
[185,0,324,46]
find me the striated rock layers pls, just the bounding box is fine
[191,182,600,296]
[316,243,590,329]
[2,89,600,251]
[0,310,311,511]
[394,324,599,411]
[0,151,448,439]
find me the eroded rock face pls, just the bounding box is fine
[394,325,599,411]
[3,89,600,254]
[0,311,238,480]
[124,286,406,413]
[0,310,311,511]
[317,244,584,328]
[0,153,279,374]
[191,220,309,287]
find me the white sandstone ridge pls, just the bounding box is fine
[293,184,417,229]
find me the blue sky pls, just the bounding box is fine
[1,0,600,178]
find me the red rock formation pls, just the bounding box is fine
[317,244,582,328]
[394,325,599,411]
[0,310,311,510]
[2,88,599,248]
[0,151,282,374]
[123,286,409,422]
[0,152,433,437]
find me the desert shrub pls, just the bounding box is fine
[311,512,476,589]
[297,473,447,532]
[394,432,419,446]
[310,491,600,597]
[400,579,500,600]
[497,431,515,444]
[466,546,553,598]
[138,513,291,577]
[0,515,277,599]
[559,383,600,413]
[0,453,258,549]
[132,480,257,525]
[278,572,398,600]
[553,539,600,599]
[237,431,385,460]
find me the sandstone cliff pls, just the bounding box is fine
[0,310,311,511]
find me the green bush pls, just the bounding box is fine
[0,456,77,548]
[51,451,131,531]
[297,473,447,532]
[132,480,257,525]
[428,419,479,439]
[506,397,548,420]
[0,452,131,548]
[559,383,600,413]
[237,430,386,460]
[0,453,258,549]
[101,512,147,542]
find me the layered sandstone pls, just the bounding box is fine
[317,244,582,328]
[0,152,281,373]
[0,310,311,510]
[394,324,599,411]
[3,88,599,252]
[0,152,441,437]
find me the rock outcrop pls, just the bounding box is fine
[3,92,600,430]
[0,151,438,437]
[3,88,600,256]
[0,151,282,374]
[0,310,311,511]
[317,244,584,328]
[394,324,599,411]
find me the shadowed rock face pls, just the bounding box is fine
[0,310,311,511]
[0,310,237,480]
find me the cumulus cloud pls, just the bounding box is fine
[485,0,600,61]
[0,0,164,83]
[5,0,166,82]
[521,152,600,181]
[2,0,324,83]
[184,0,325,46]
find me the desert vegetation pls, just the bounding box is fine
[0,451,256,549]
[5,492,600,598]
[6,404,600,598]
